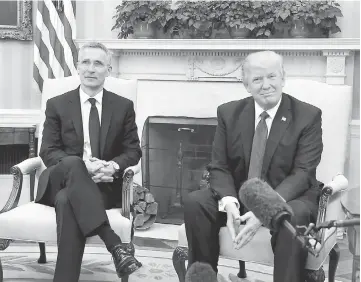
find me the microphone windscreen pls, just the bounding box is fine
[185,262,218,282]
[239,178,293,230]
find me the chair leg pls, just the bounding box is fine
[121,275,129,282]
[172,247,188,282]
[0,239,12,282]
[38,243,47,264]
[237,260,247,278]
[328,244,340,282]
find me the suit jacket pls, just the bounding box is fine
[35,87,142,205]
[208,93,323,210]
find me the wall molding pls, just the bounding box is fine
[0,109,41,128]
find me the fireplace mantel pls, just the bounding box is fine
[76,38,359,51]
[78,38,359,85]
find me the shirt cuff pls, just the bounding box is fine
[108,161,120,177]
[218,196,239,212]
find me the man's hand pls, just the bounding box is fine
[225,202,242,242]
[87,158,115,183]
[85,159,105,175]
[234,211,262,249]
[91,172,113,183]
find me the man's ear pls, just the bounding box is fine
[106,65,112,77]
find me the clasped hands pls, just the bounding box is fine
[225,202,262,249]
[85,157,116,183]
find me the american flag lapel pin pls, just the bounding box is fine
[281,116,286,121]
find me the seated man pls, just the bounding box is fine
[184,51,323,282]
[36,42,142,281]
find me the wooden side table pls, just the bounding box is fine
[341,187,360,282]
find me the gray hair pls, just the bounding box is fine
[242,51,285,85]
[78,42,112,66]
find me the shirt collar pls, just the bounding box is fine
[79,87,103,105]
[254,95,282,121]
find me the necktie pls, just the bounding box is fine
[248,111,269,179]
[88,98,100,159]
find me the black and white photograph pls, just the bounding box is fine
[0,1,359,281]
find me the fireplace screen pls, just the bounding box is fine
[141,116,217,225]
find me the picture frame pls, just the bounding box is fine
[0,0,33,41]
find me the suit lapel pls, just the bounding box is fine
[262,94,292,174]
[68,87,84,143]
[239,98,255,170]
[100,89,113,158]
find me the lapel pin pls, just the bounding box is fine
[281,117,286,121]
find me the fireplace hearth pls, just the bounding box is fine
[141,116,217,225]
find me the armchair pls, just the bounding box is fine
[0,76,140,282]
[172,79,353,282]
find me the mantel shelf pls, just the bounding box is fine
[76,38,360,51]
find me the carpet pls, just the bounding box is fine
[1,242,351,282]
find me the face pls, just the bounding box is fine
[244,60,285,110]
[77,47,111,91]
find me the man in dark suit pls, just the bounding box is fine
[184,51,323,282]
[36,42,142,282]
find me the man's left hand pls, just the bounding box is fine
[233,211,262,249]
[89,158,116,177]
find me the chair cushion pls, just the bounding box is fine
[0,202,132,244]
[178,223,274,265]
[178,222,337,270]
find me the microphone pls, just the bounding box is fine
[238,178,307,247]
[315,218,360,230]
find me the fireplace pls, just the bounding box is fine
[141,116,217,224]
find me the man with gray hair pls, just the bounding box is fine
[36,42,142,281]
[184,51,323,281]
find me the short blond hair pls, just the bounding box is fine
[242,51,285,85]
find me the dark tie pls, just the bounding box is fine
[248,111,269,179]
[88,98,100,159]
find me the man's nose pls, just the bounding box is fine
[262,78,271,89]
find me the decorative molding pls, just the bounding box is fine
[0,1,33,41]
[350,120,360,138]
[76,38,360,52]
[322,51,350,85]
[0,110,41,128]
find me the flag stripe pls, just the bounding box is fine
[40,1,71,76]
[34,26,56,79]
[33,0,77,93]
[36,11,63,78]
[57,3,77,73]
[33,64,44,93]
[44,0,75,75]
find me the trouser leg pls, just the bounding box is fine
[183,189,226,273]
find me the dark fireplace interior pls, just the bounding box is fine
[141,116,217,225]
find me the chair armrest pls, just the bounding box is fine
[121,164,140,219]
[16,157,43,175]
[0,166,24,214]
[315,174,349,245]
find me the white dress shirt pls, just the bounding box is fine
[218,97,282,212]
[79,88,103,161]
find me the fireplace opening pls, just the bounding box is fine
[141,116,217,225]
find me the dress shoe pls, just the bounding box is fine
[110,243,142,277]
[304,267,325,282]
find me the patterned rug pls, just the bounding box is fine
[1,238,353,282]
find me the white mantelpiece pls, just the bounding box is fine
[77,38,359,85]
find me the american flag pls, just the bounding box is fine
[33,0,78,93]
